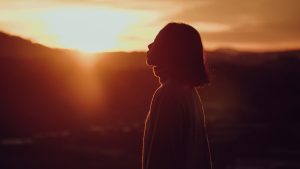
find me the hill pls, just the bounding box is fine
[0,31,300,135]
[1,31,300,169]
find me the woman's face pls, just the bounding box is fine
[146,39,170,81]
[147,41,162,76]
[146,42,155,66]
[146,32,167,67]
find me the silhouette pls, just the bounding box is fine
[142,23,212,169]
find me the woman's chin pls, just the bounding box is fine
[152,67,168,82]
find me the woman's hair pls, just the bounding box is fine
[148,22,210,87]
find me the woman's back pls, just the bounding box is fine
[143,83,212,169]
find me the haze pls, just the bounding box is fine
[0,0,299,52]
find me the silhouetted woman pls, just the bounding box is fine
[142,23,212,169]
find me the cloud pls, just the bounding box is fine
[0,0,299,50]
[161,0,300,48]
[166,0,299,23]
[0,0,178,11]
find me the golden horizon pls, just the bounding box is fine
[1,0,299,53]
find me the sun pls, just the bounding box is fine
[37,7,138,53]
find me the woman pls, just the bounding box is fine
[142,22,212,169]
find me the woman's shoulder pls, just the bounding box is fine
[155,83,195,101]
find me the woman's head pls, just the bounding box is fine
[147,22,209,87]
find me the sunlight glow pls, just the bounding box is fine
[194,22,231,33]
[0,0,299,52]
[0,5,158,53]
[36,7,140,53]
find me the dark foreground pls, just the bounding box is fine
[1,123,299,169]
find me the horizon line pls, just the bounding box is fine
[1,30,300,55]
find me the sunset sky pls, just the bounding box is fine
[0,0,299,52]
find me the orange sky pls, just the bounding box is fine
[0,0,299,52]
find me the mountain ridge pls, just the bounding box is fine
[1,31,300,56]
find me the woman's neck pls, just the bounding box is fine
[161,79,193,89]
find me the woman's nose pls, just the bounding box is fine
[148,43,153,49]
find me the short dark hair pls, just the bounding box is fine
[148,22,209,87]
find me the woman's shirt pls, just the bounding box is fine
[142,83,212,169]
